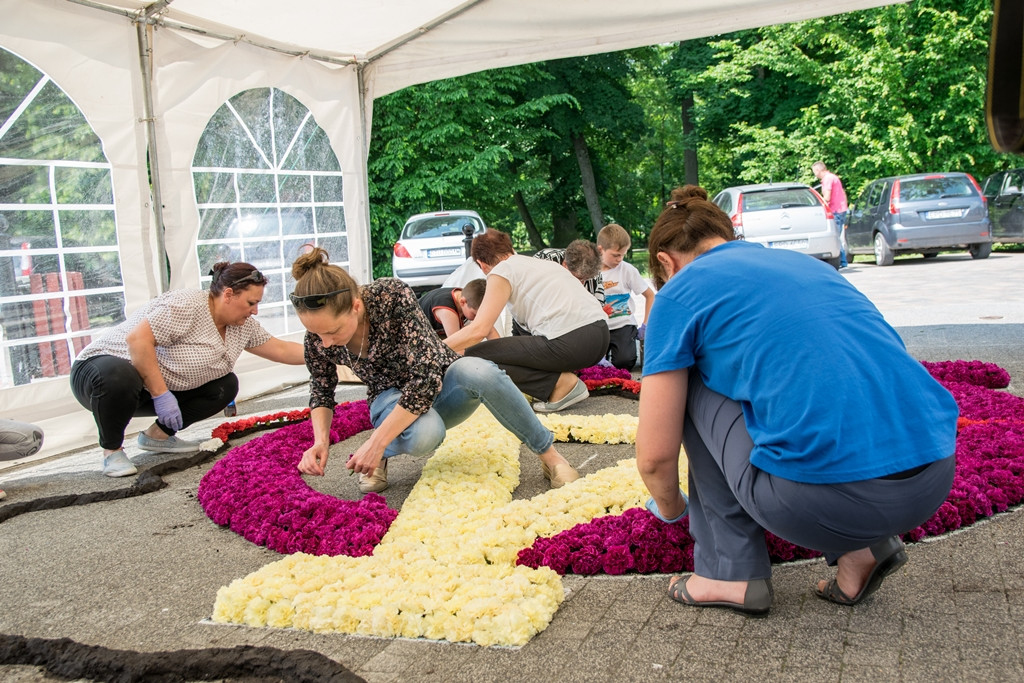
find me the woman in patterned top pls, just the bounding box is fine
[291,247,579,493]
[71,263,306,478]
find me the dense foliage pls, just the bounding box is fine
[366,0,1016,277]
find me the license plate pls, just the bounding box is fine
[925,209,963,219]
[768,239,808,249]
[428,247,463,258]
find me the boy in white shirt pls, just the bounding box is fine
[597,223,656,369]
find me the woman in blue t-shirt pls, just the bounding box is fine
[636,185,957,616]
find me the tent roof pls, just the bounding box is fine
[74,0,902,96]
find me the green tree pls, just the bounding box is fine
[368,65,571,276]
[675,0,1013,200]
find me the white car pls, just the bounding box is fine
[391,210,486,288]
[713,183,843,268]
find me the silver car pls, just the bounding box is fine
[391,210,486,288]
[846,172,991,266]
[712,183,842,268]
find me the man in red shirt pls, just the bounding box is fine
[813,161,849,268]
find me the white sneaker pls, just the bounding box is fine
[102,450,138,477]
[532,378,589,413]
[137,433,201,454]
[358,459,389,494]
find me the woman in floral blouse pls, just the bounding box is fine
[291,247,579,493]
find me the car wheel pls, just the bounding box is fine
[969,242,992,260]
[826,256,841,269]
[873,233,894,266]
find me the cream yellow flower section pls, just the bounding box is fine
[535,413,637,444]
[212,408,683,646]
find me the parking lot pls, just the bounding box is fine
[841,250,1024,388]
[844,250,1024,327]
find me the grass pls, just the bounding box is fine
[626,248,650,279]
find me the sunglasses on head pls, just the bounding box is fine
[229,270,267,288]
[209,268,267,289]
[289,288,350,310]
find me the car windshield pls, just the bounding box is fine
[741,188,818,212]
[899,177,974,202]
[403,216,481,239]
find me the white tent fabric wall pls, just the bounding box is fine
[150,28,374,289]
[0,0,900,462]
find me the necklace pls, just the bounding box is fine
[350,319,368,359]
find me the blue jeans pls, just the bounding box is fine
[368,356,554,458]
[834,210,848,267]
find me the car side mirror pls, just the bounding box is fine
[986,1,1024,152]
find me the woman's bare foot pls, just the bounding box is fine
[144,423,170,441]
[669,574,750,605]
[546,372,579,403]
[815,546,876,597]
[537,446,579,487]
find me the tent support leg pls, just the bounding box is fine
[136,18,170,292]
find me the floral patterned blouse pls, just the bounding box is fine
[305,278,460,415]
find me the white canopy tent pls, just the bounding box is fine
[0,0,898,459]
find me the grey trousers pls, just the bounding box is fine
[683,371,955,581]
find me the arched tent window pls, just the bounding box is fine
[0,47,125,389]
[192,87,348,336]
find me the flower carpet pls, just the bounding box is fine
[199,360,1024,647]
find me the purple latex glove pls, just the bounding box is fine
[645,490,689,523]
[637,323,647,341]
[152,391,183,431]
[597,357,614,368]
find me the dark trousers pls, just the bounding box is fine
[684,370,955,581]
[70,355,238,450]
[465,320,609,400]
[606,324,638,370]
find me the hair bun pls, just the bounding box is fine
[669,185,709,203]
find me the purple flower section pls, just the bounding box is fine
[920,360,1011,389]
[520,360,1024,576]
[197,402,398,557]
[576,365,632,383]
[518,508,695,575]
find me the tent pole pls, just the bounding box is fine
[135,19,170,292]
[355,63,374,285]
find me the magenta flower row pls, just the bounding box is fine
[197,402,398,557]
[920,359,1010,389]
[518,359,1024,575]
[576,365,632,383]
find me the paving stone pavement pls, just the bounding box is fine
[1,251,1023,682]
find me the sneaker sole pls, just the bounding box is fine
[137,441,201,454]
[103,467,138,477]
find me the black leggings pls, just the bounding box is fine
[464,319,609,400]
[70,355,238,450]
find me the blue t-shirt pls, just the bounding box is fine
[643,241,958,484]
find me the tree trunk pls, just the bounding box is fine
[552,213,580,248]
[513,189,546,251]
[572,133,604,235]
[682,91,698,186]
